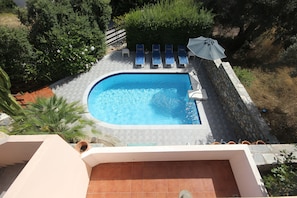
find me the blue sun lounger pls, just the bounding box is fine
[165,44,174,68]
[135,44,145,67]
[178,45,189,67]
[152,44,162,68]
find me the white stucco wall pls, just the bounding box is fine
[1,135,268,197]
[4,135,91,198]
[82,145,268,197]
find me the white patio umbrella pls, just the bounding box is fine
[187,36,226,60]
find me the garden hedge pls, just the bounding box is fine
[123,0,214,51]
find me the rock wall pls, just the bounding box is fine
[203,60,278,143]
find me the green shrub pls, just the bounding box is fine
[13,0,110,83]
[110,0,158,17]
[31,14,105,81]
[71,0,112,32]
[0,0,16,13]
[263,150,297,196]
[0,0,111,92]
[233,66,255,87]
[122,0,214,50]
[26,0,108,80]
[0,26,39,87]
[280,42,297,66]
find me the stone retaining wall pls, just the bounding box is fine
[203,60,278,143]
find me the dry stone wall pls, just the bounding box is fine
[203,61,278,143]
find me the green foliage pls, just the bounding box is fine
[0,26,39,86]
[31,13,105,81]
[0,0,111,87]
[0,0,16,13]
[122,0,214,50]
[0,67,24,117]
[11,95,99,143]
[110,0,158,17]
[71,0,112,32]
[280,40,297,66]
[233,66,255,87]
[263,150,297,196]
[201,0,297,51]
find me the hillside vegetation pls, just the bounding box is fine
[233,29,297,143]
[1,0,297,143]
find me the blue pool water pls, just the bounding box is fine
[87,73,201,125]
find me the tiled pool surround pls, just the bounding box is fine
[52,51,237,145]
[83,70,211,141]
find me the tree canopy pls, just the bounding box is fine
[1,0,111,92]
[0,26,36,88]
[24,0,110,81]
[0,0,16,13]
[110,0,158,17]
[201,0,297,52]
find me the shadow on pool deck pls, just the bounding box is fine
[193,59,238,143]
[51,50,237,145]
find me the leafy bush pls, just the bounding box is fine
[233,66,255,87]
[71,0,112,32]
[122,0,214,50]
[0,0,111,91]
[280,41,297,66]
[263,150,297,196]
[30,14,105,81]
[0,0,16,13]
[0,26,39,89]
[25,0,109,81]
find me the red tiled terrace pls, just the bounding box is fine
[87,160,240,198]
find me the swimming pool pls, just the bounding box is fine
[87,73,201,125]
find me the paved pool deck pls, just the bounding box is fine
[51,50,237,145]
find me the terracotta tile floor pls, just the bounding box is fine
[87,160,240,198]
[14,86,54,106]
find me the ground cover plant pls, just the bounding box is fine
[233,66,255,87]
